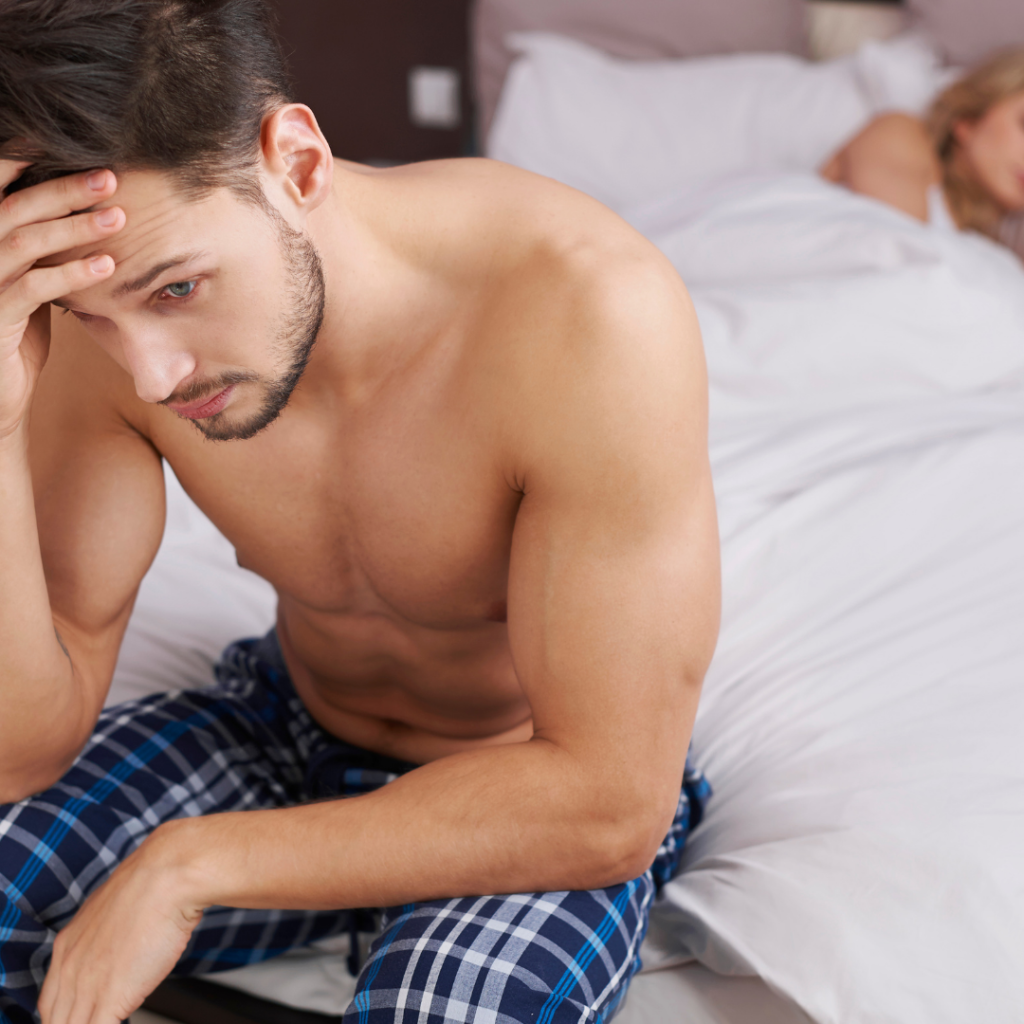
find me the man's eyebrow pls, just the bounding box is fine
[113,251,210,297]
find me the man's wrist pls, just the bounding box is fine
[0,417,29,456]
[145,816,222,915]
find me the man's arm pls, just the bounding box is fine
[39,244,719,1023]
[6,315,166,799]
[0,163,165,800]
[179,248,718,903]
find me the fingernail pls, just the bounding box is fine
[89,255,113,274]
[95,208,118,227]
[87,170,108,190]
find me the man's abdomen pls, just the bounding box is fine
[276,600,534,764]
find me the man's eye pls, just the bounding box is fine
[61,307,94,322]
[164,281,196,299]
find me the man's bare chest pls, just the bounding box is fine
[155,409,521,629]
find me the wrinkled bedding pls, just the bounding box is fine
[635,174,1024,1024]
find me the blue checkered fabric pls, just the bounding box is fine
[0,633,710,1024]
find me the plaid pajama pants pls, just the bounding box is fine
[0,632,710,1024]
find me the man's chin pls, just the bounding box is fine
[185,404,286,442]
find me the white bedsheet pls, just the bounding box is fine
[109,180,1024,1022]
[633,175,1024,1023]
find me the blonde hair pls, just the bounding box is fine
[927,48,1024,240]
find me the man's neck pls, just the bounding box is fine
[298,160,453,409]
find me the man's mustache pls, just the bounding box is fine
[161,369,259,408]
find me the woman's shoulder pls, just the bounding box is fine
[841,113,940,177]
[821,113,943,222]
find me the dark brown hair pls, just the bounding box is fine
[0,0,294,197]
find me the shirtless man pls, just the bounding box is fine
[0,2,719,1022]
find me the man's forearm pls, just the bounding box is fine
[151,737,671,914]
[0,426,83,794]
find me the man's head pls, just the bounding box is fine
[0,0,291,198]
[0,0,332,441]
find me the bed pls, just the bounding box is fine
[123,2,1024,1023]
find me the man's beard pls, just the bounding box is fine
[176,216,326,442]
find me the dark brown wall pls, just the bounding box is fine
[269,0,474,165]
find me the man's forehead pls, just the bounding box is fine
[74,169,203,256]
[39,170,226,294]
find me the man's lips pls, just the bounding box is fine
[167,385,236,420]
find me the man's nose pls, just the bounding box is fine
[121,330,197,404]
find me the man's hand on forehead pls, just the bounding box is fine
[0,161,124,274]
[0,161,124,437]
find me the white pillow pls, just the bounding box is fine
[487,32,948,213]
[853,32,959,115]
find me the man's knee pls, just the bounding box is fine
[346,885,650,1023]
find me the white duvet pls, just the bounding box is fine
[635,175,1024,1023]
[109,183,1024,1024]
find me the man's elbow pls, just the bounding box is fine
[0,685,94,804]
[0,772,50,806]
[576,802,675,890]
[0,741,79,805]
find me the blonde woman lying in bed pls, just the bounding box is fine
[822,48,1024,240]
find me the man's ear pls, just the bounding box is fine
[259,104,333,226]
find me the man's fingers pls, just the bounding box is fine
[0,208,124,287]
[40,946,94,1024]
[87,1009,125,1024]
[46,976,87,1024]
[0,159,32,192]
[1,257,114,324]
[65,990,100,1024]
[37,957,61,1024]
[38,979,56,1023]
[92,1010,127,1024]
[0,168,117,234]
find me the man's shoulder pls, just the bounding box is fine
[385,157,671,294]
[438,167,705,478]
[425,159,691,341]
[366,158,704,471]
[496,182,695,376]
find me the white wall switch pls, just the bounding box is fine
[408,66,461,130]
